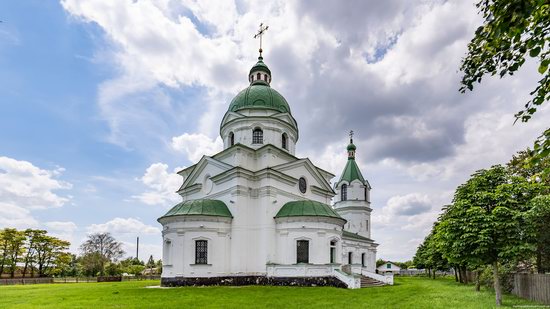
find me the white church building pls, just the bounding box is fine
[157,48,393,288]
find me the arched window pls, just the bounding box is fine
[252,128,263,144]
[341,184,347,201]
[330,240,337,263]
[264,74,268,81]
[282,133,288,150]
[195,240,208,264]
[229,132,234,146]
[297,240,309,264]
[257,72,261,80]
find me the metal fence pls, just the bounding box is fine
[512,273,550,305]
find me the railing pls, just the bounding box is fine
[333,269,361,289]
[361,268,394,285]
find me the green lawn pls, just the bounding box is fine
[0,276,542,308]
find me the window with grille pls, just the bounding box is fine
[195,240,208,264]
[341,184,347,201]
[296,240,309,264]
[252,128,263,144]
[366,220,369,231]
[330,240,336,263]
[229,132,234,146]
[282,133,287,150]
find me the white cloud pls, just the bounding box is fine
[0,202,39,229]
[133,163,182,206]
[171,133,223,163]
[87,217,161,236]
[0,156,72,210]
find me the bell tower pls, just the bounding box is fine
[334,131,372,239]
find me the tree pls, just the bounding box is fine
[460,0,550,169]
[526,195,550,273]
[146,255,155,269]
[0,229,26,278]
[34,236,70,277]
[438,166,542,305]
[80,233,124,276]
[21,229,47,278]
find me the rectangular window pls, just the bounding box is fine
[195,240,208,264]
[365,220,369,231]
[348,252,353,264]
[361,253,366,267]
[297,240,309,264]
[387,263,391,269]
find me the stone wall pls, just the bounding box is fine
[161,275,347,288]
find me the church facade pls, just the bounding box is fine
[157,52,392,288]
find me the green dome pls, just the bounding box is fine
[347,143,356,151]
[228,84,291,114]
[275,200,344,220]
[158,199,233,220]
[249,56,271,75]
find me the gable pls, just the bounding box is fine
[271,159,335,194]
[178,156,234,192]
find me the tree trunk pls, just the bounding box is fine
[537,247,543,274]
[433,269,436,279]
[493,261,502,306]
[454,267,459,282]
[475,270,481,292]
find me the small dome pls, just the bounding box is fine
[249,56,271,75]
[347,143,356,151]
[158,199,233,220]
[228,84,291,114]
[275,200,345,221]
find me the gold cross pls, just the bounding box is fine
[253,23,269,57]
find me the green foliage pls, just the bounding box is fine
[460,0,549,123]
[79,233,124,276]
[525,195,550,272]
[460,0,550,168]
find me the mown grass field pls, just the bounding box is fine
[0,276,542,308]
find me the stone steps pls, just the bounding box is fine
[360,275,385,288]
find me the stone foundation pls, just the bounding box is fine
[161,275,347,288]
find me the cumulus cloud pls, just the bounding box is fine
[171,133,223,162]
[87,217,160,235]
[0,202,39,229]
[0,156,72,209]
[133,163,182,206]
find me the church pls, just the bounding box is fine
[157,29,393,289]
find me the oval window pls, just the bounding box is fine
[299,177,307,194]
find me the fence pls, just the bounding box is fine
[0,278,53,285]
[512,273,550,305]
[1,275,160,285]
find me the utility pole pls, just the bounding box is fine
[136,237,139,260]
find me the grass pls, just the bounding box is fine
[0,276,543,308]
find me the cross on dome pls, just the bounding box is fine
[253,23,269,57]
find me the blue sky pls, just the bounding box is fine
[1,0,548,262]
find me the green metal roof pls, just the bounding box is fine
[249,56,271,75]
[159,199,233,219]
[339,158,365,184]
[342,230,373,242]
[275,200,344,220]
[228,84,291,114]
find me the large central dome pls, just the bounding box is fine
[227,56,291,114]
[228,84,291,114]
